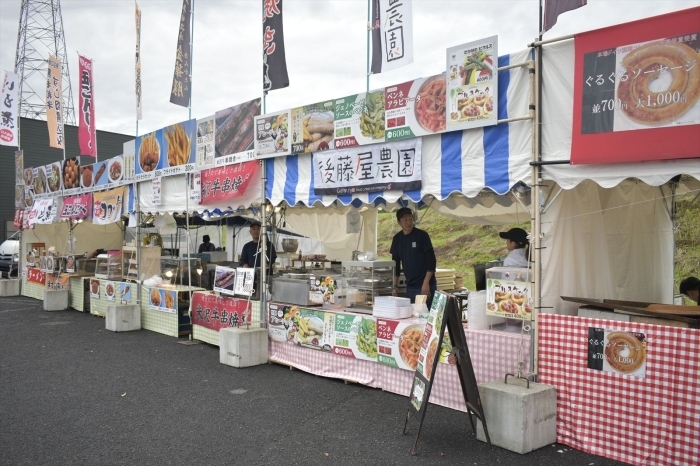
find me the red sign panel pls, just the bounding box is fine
[27,267,45,285]
[60,193,93,220]
[571,7,700,164]
[200,161,258,204]
[190,292,252,331]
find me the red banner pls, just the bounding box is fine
[78,54,97,157]
[200,161,258,204]
[571,7,700,164]
[60,193,92,220]
[27,267,45,285]
[191,292,251,331]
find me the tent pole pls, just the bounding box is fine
[186,181,193,340]
[260,159,267,327]
[531,41,542,379]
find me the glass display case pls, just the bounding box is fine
[95,251,123,279]
[73,257,96,276]
[122,246,162,280]
[341,260,395,309]
[160,257,203,287]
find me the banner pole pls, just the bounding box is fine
[189,0,195,121]
[366,0,370,93]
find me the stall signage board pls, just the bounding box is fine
[147,287,177,314]
[196,115,215,168]
[446,36,498,131]
[253,110,291,159]
[332,314,378,362]
[403,292,492,454]
[200,161,258,204]
[234,268,255,297]
[334,91,386,149]
[27,267,45,285]
[214,98,261,164]
[384,74,447,141]
[376,317,424,371]
[486,277,532,321]
[191,292,252,331]
[213,265,236,296]
[28,198,56,226]
[587,327,647,378]
[46,273,69,290]
[134,130,164,182]
[160,119,197,176]
[312,138,421,196]
[60,193,92,220]
[92,187,124,225]
[291,100,335,154]
[571,7,700,164]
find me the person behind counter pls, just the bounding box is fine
[198,235,216,253]
[88,248,106,259]
[240,221,277,274]
[499,227,530,267]
[390,207,437,308]
[679,277,700,305]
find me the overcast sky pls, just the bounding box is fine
[1,0,697,137]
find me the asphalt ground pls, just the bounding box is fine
[0,296,627,466]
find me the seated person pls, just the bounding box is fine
[88,248,106,259]
[679,277,699,305]
[240,221,277,274]
[198,235,216,253]
[499,227,529,267]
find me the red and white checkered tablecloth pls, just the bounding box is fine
[269,340,380,388]
[269,329,530,413]
[379,329,531,412]
[538,314,700,466]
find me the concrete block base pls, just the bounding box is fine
[0,279,20,296]
[43,289,69,311]
[106,305,141,332]
[476,380,557,454]
[219,327,268,368]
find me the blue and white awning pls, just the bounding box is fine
[266,49,533,207]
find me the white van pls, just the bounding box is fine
[0,231,20,278]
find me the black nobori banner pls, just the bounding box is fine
[263,0,289,92]
[170,0,192,107]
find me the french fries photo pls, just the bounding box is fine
[165,123,192,167]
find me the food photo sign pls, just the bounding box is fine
[446,36,498,131]
[485,276,533,321]
[384,74,447,141]
[61,158,81,196]
[267,304,334,352]
[291,100,335,154]
[376,318,424,371]
[333,90,386,148]
[571,7,700,163]
[588,327,647,378]
[214,98,261,166]
[104,281,117,302]
[134,130,164,182]
[332,314,378,362]
[161,120,196,176]
[254,110,291,158]
[213,265,236,296]
[89,278,100,299]
[148,287,177,314]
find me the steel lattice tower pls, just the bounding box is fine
[14,0,75,124]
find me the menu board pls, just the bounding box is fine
[334,91,386,149]
[486,276,532,321]
[254,110,291,158]
[415,292,448,380]
[446,36,498,131]
[384,74,447,141]
[234,268,255,297]
[196,116,215,168]
[587,327,647,378]
[376,317,424,371]
[134,130,164,182]
[213,265,236,296]
[291,100,335,154]
[333,314,378,362]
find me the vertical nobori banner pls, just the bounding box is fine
[263,0,289,91]
[0,71,19,146]
[78,55,97,157]
[170,0,192,107]
[135,2,143,120]
[46,55,64,149]
[371,0,414,73]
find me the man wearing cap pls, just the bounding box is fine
[390,207,437,308]
[240,221,277,274]
[499,227,529,267]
